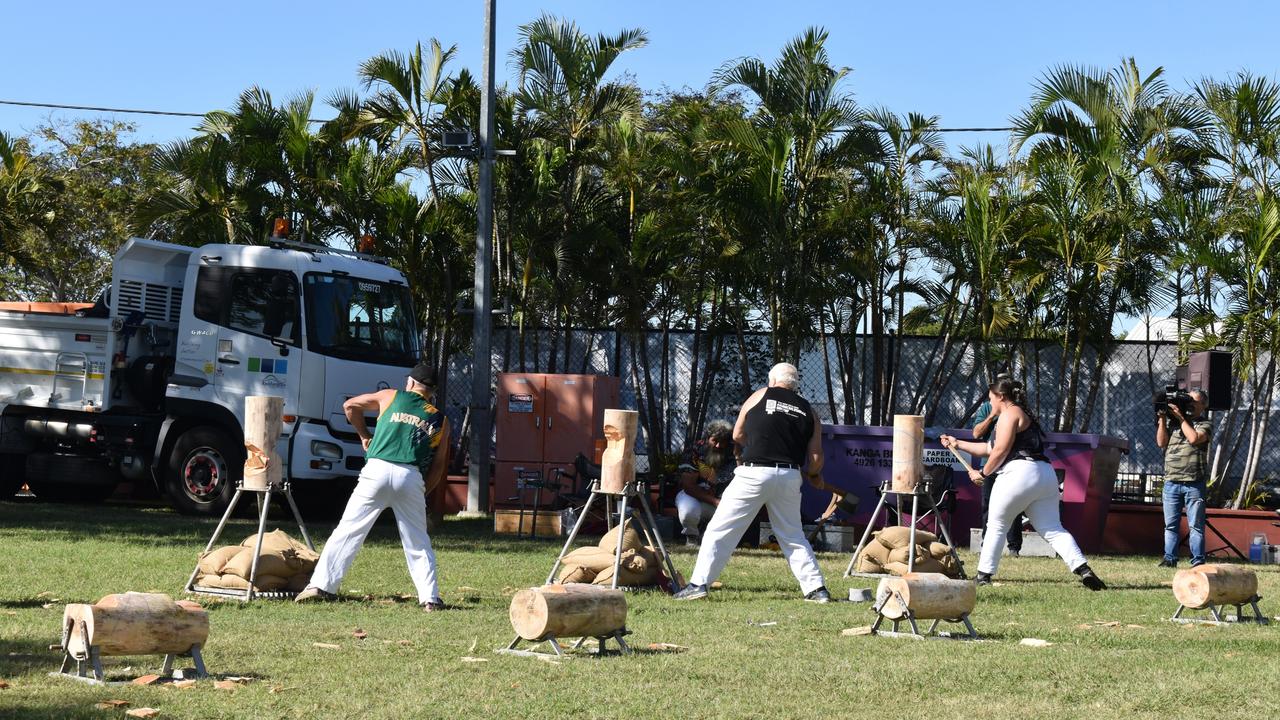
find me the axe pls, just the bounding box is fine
[923,426,981,484]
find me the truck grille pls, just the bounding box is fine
[117,280,182,323]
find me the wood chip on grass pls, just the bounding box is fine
[125,709,160,719]
[95,700,129,709]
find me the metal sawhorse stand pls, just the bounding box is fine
[844,478,966,579]
[184,479,314,601]
[544,478,681,592]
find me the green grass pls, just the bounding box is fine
[2,499,1279,720]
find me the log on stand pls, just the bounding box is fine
[1171,564,1267,624]
[502,584,630,657]
[871,572,978,639]
[243,395,284,490]
[59,592,209,682]
[599,409,638,494]
[891,414,924,493]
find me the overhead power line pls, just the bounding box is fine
[2,97,1017,133]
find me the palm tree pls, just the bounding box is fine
[1011,59,1211,430]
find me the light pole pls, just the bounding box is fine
[465,0,496,515]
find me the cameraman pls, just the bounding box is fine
[1155,389,1210,568]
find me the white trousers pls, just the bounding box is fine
[674,490,716,537]
[689,465,825,595]
[309,458,441,603]
[979,459,1087,575]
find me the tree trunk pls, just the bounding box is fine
[64,593,209,657]
[874,573,976,620]
[508,584,627,641]
[1173,565,1258,609]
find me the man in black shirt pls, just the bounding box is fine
[674,363,831,602]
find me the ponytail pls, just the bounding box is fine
[989,376,1038,426]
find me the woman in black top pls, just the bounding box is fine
[941,377,1105,590]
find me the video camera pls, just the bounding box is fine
[1154,385,1196,416]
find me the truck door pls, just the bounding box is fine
[201,267,302,414]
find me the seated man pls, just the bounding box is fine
[673,420,735,545]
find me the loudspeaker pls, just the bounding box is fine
[1183,350,1232,410]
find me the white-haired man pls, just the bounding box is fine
[674,419,735,545]
[674,363,831,602]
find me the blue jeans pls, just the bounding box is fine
[1163,480,1206,565]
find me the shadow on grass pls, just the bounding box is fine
[0,636,60,676]
[0,500,590,557]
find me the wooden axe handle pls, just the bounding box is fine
[944,444,981,482]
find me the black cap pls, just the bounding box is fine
[409,362,437,387]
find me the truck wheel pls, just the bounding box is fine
[166,427,240,516]
[0,453,26,498]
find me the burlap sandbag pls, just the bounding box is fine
[597,519,644,553]
[225,530,319,579]
[563,546,616,573]
[201,573,287,591]
[223,547,297,579]
[594,549,657,586]
[876,527,938,549]
[928,542,953,559]
[855,554,885,574]
[861,539,892,565]
[935,553,960,577]
[558,564,598,584]
[882,561,910,576]
[286,572,311,592]
[197,545,244,576]
[887,544,931,565]
[910,556,947,574]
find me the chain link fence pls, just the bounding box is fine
[442,328,1273,505]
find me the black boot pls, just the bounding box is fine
[1074,563,1106,591]
[975,571,993,586]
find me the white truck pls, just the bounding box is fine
[0,237,422,514]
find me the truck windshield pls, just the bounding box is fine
[303,273,419,366]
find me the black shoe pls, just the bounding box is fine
[804,586,831,604]
[1157,559,1176,568]
[1075,564,1106,591]
[974,572,993,586]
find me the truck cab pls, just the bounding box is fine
[0,237,421,515]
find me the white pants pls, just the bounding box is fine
[309,458,441,603]
[979,459,1087,575]
[688,465,825,595]
[674,490,716,537]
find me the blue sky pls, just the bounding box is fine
[3,0,1278,156]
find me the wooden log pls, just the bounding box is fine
[243,395,284,489]
[891,414,924,493]
[63,592,209,657]
[599,409,638,494]
[509,584,627,641]
[875,572,976,620]
[1173,564,1258,609]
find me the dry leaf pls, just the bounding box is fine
[397,640,413,647]
[269,685,286,694]
[125,709,160,719]
[94,700,130,709]
[0,681,9,690]
[1126,624,1146,629]
[352,629,368,640]
[468,638,478,653]
[1093,621,1121,627]
[456,586,477,592]
[460,656,489,663]
[35,591,52,598]
[214,680,239,691]
[841,626,874,637]
[749,621,777,627]
[132,674,163,686]
[2,611,16,616]
[1019,638,1052,647]
[172,680,196,689]
[710,581,723,589]
[312,642,341,650]
[646,642,689,651]
[40,603,55,610]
